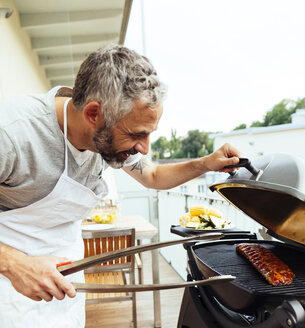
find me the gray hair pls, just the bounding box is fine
[72,44,167,127]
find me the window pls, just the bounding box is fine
[198,184,205,193]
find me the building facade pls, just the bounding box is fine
[212,109,305,159]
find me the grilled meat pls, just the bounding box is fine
[236,243,295,286]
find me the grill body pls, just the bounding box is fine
[192,239,305,312]
[172,227,305,328]
[175,153,305,327]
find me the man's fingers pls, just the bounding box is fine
[29,279,75,302]
[225,156,240,166]
[223,142,242,158]
[40,291,54,302]
[31,296,42,302]
[45,282,66,300]
[56,275,76,299]
[30,292,53,302]
[62,282,76,298]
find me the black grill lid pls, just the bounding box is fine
[209,153,305,248]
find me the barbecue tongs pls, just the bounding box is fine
[57,232,235,293]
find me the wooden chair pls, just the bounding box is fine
[82,228,137,328]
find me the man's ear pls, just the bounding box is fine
[83,102,105,129]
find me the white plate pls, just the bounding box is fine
[82,224,115,231]
[182,223,235,232]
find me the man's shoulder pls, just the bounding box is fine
[0,95,44,128]
[0,87,61,129]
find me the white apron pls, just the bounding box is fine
[0,99,106,327]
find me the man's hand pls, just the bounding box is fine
[0,244,76,302]
[203,143,241,172]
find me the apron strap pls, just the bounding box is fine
[63,98,71,175]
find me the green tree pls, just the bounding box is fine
[263,99,292,126]
[168,129,182,158]
[204,133,214,154]
[295,97,305,110]
[181,130,207,158]
[231,97,305,129]
[233,123,247,130]
[289,97,305,117]
[249,97,305,128]
[250,120,264,127]
[151,136,169,159]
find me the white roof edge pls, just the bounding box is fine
[210,122,305,139]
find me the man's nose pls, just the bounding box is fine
[134,136,150,155]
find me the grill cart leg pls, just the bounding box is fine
[177,287,218,328]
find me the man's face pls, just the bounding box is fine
[93,100,163,168]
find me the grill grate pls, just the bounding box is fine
[194,241,305,297]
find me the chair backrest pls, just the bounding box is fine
[82,228,136,274]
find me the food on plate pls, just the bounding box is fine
[236,243,295,286]
[179,213,195,227]
[91,211,117,224]
[208,207,222,218]
[179,205,231,229]
[189,206,209,217]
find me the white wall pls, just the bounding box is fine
[0,0,50,97]
[168,175,206,195]
[113,169,153,222]
[214,127,305,159]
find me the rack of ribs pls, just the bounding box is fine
[236,243,295,286]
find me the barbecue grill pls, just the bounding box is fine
[175,154,305,328]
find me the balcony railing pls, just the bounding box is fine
[118,189,267,280]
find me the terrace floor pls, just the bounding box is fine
[85,252,184,328]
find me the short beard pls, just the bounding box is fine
[93,127,126,169]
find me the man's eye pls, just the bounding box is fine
[130,133,148,139]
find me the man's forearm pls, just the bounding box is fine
[151,158,207,190]
[125,143,241,190]
[0,242,25,276]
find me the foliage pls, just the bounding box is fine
[151,129,213,159]
[168,129,181,157]
[250,120,264,127]
[181,130,206,158]
[263,100,292,126]
[151,136,169,159]
[250,97,305,127]
[151,96,305,159]
[233,123,247,130]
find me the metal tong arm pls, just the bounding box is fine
[72,275,235,293]
[58,232,223,276]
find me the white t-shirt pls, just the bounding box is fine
[0,86,142,212]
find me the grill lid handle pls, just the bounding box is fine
[224,158,260,177]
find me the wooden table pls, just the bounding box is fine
[82,215,161,328]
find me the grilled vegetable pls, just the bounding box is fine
[186,222,200,229]
[190,206,209,217]
[236,243,295,286]
[179,206,231,230]
[208,208,222,218]
[179,213,192,227]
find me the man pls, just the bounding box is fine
[0,44,240,327]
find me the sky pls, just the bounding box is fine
[125,0,305,142]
